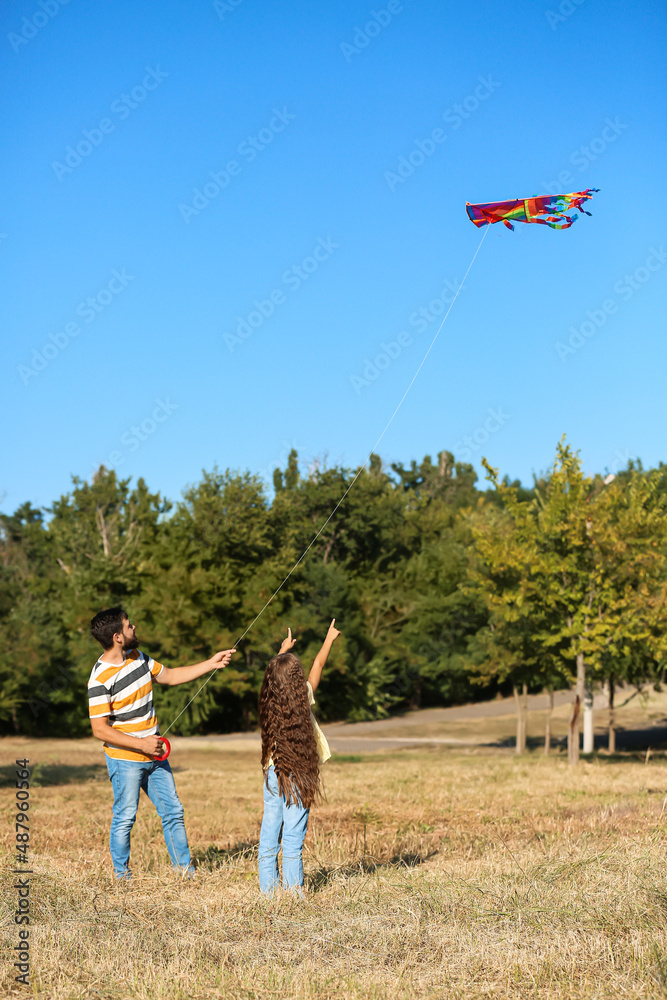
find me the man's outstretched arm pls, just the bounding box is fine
[155,648,236,687]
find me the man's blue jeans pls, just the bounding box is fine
[258,765,310,893]
[105,755,192,878]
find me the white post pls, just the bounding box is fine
[583,682,594,753]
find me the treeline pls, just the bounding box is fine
[1,441,666,743]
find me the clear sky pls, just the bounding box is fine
[2,0,666,513]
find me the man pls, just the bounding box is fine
[88,607,235,879]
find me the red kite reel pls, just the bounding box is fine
[154,737,171,761]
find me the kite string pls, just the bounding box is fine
[160,226,489,738]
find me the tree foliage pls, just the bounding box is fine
[1,441,664,738]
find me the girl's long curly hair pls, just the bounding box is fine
[259,652,321,808]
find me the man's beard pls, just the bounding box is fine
[125,636,140,650]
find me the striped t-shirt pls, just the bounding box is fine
[87,649,164,761]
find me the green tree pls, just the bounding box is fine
[470,441,667,759]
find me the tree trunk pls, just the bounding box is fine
[95,504,111,557]
[521,683,528,745]
[514,683,527,754]
[608,675,616,753]
[544,688,554,755]
[568,695,581,766]
[583,682,594,754]
[576,651,585,701]
[409,676,423,710]
[567,651,586,765]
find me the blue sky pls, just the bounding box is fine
[2,0,666,513]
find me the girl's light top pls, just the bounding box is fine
[307,681,331,764]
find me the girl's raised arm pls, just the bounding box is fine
[307,619,341,695]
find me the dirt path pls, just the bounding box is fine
[171,688,616,755]
[322,689,582,733]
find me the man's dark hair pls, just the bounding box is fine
[90,607,127,650]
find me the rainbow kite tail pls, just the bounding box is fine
[465,189,600,232]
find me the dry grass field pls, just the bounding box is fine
[3,709,667,999]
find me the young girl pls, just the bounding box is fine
[258,618,341,893]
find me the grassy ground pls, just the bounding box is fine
[3,734,667,999]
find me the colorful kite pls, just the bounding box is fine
[466,189,599,231]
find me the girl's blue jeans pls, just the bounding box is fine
[258,765,310,893]
[105,755,193,878]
